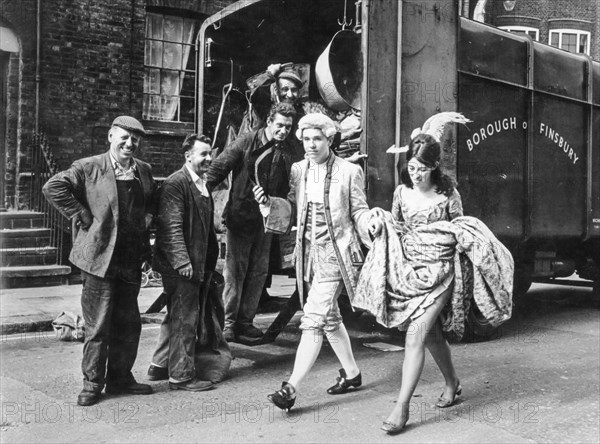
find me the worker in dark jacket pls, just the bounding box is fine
[148,134,225,391]
[43,116,156,406]
[206,102,299,342]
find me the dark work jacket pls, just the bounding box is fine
[152,166,218,283]
[206,128,303,234]
[42,152,156,278]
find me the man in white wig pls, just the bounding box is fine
[253,113,377,410]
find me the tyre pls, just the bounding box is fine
[513,263,533,298]
[462,303,500,342]
[141,272,150,288]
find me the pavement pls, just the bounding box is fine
[0,274,298,336]
[0,280,598,443]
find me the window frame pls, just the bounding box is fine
[143,12,199,125]
[548,28,591,55]
[498,25,539,41]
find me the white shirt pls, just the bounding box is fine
[305,160,327,203]
[185,164,209,197]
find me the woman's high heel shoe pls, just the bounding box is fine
[267,382,296,411]
[436,380,462,408]
[381,414,409,435]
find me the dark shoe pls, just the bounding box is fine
[77,389,101,406]
[436,380,462,408]
[237,324,263,339]
[147,364,168,381]
[381,416,409,435]
[267,382,296,411]
[326,368,362,395]
[169,378,214,392]
[105,381,153,395]
[223,327,236,342]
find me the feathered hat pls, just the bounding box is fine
[386,112,471,154]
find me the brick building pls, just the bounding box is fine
[1,0,236,211]
[467,0,600,60]
[2,0,598,210]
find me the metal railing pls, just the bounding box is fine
[29,132,68,265]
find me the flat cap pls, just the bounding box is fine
[278,69,304,88]
[111,116,146,135]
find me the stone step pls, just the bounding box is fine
[0,211,46,229]
[0,264,72,288]
[0,264,71,278]
[0,228,52,248]
[0,246,58,267]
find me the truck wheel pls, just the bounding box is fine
[513,264,533,298]
[462,304,500,342]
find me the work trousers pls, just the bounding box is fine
[80,270,142,393]
[223,227,272,330]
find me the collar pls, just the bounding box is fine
[263,126,272,145]
[109,152,136,172]
[307,151,333,168]
[185,163,205,184]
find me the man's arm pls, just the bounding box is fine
[42,161,92,228]
[156,180,192,275]
[206,137,245,190]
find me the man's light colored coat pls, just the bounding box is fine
[265,154,372,306]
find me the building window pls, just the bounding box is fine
[144,13,199,123]
[549,29,590,55]
[498,26,539,41]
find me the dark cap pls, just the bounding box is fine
[278,69,303,88]
[111,116,146,136]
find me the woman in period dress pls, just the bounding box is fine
[362,133,513,435]
[386,134,463,433]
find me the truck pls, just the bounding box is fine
[195,0,600,339]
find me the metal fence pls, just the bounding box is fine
[29,132,69,265]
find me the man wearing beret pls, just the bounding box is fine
[43,116,157,406]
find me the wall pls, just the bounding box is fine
[489,0,599,60]
[0,0,237,208]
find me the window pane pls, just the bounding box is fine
[180,97,194,122]
[550,33,559,47]
[145,40,163,67]
[143,95,162,120]
[144,68,160,94]
[146,13,163,40]
[163,16,183,42]
[579,34,588,54]
[163,42,182,69]
[184,46,196,71]
[561,33,577,53]
[162,96,179,120]
[161,70,180,96]
[183,19,195,44]
[180,72,195,97]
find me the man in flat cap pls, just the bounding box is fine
[241,64,365,320]
[43,116,157,406]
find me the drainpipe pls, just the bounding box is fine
[35,0,41,133]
